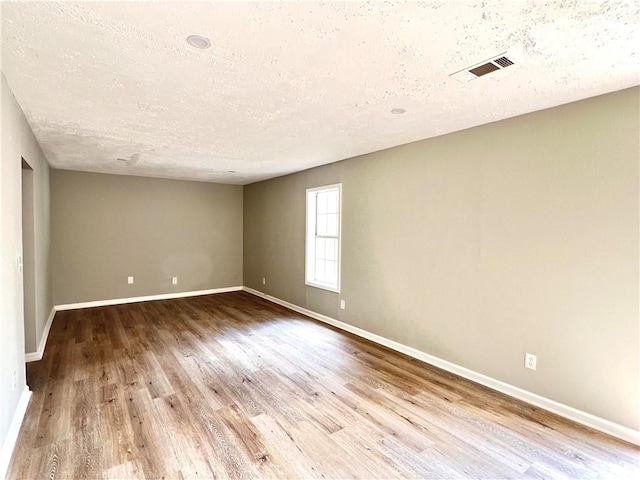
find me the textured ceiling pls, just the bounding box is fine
[1,1,638,185]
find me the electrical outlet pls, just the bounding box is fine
[127,276,134,284]
[172,277,178,285]
[12,369,17,391]
[262,277,266,285]
[524,353,537,370]
[340,299,346,310]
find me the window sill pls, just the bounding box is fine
[305,281,340,294]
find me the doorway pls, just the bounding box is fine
[21,159,36,354]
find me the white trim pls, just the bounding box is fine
[54,286,243,311]
[25,307,56,363]
[242,286,640,446]
[0,386,32,479]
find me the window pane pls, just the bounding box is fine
[315,237,325,260]
[316,213,327,236]
[327,190,337,213]
[326,260,337,285]
[317,192,328,214]
[325,238,336,261]
[315,259,326,283]
[326,213,338,236]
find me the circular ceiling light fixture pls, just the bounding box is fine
[391,108,406,115]
[186,35,211,49]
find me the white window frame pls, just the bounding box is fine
[305,184,342,293]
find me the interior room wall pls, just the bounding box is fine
[244,86,640,431]
[51,170,243,305]
[0,72,52,475]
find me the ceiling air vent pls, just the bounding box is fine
[450,53,515,82]
[493,56,514,68]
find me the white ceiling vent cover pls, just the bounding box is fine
[450,53,515,82]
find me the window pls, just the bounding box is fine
[306,184,341,292]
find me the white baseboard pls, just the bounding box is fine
[0,386,32,479]
[25,307,56,363]
[55,286,244,311]
[242,287,640,446]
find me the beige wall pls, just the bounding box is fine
[51,170,243,305]
[244,87,640,431]
[1,72,52,473]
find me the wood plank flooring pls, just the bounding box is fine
[7,291,639,479]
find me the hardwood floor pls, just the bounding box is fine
[7,291,639,479]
